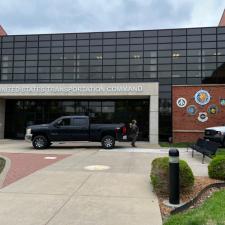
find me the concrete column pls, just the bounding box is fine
[149,95,159,144]
[0,99,5,139]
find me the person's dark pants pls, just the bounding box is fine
[131,134,138,147]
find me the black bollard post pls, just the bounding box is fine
[169,148,180,205]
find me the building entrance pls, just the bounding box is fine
[5,99,149,140]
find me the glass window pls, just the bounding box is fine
[130,31,143,37]
[117,52,129,58]
[77,33,89,39]
[130,72,143,79]
[14,55,25,60]
[172,36,186,42]
[51,67,63,73]
[172,43,186,49]
[14,48,26,54]
[64,33,76,40]
[77,53,89,59]
[187,71,201,77]
[187,56,201,63]
[158,50,171,57]
[103,66,115,72]
[103,45,116,51]
[202,42,216,48]
[103,32,116,38]
[144,51,157,57]
[158,29,171,36]
[158,71,171,78]
[26,54,38,60]
[38,54,50,60]
[187,28,201,35]
[202,27,216,34]
[158,43,171,50]
[26,73,37,80]
[130,65,143,71]
[187,35,201,42]
[116,65,129,72]
[90,32,102,39]
[39,41,50,47]
[218,34,225,41]
[14,42,26,48]
[117,31,129,38]
[202,35,216,41]
[144,65,157,71]
[2,42,13,48]
[27,35,38,41]
[38,60,50,67]
[187,64,201,70]
[77,40,89,46]
[51,60,63,66]
[158,64,171,71]
[52,41,63,47]
[13,74,24,80]
[103,52,116,58]
[187,42,201,49]
[76,60,88,66]
[202,49,217,56]
[144,37,157,44]
[172,64,186,70]
[144,58,157,64]
[64,40,76,46]
[90,66,102,73]
[158,57,171,64]
[26,67,37,73]
[144,72,157,78]
[2,49,13,54]
[144,30,157,37]
[117,38,129,45]
[117,45,129,51]
[90,59,102,66]
[38,67,50,73]
[64,53,76,59]
[103,39,116,45]
[202,56,216,63]
[202,63,216,70]
[51,47,63,53]
[217,41,225,48]
[172,71,186,78]
[14,61,25,67]
[172,29,186,35]
[158,36,171,43]
[116,72,129,79]
[77,46,89,52]
[187,49,201,56]
[103,73,115,80]
[26,61,38,67]
[26,48,38,54]
[64,47,76,53]
[51,73,63,80]
[13,68,25,73]
[172,57,186,63]
[144,44,157,50]
[202,70,214,77]
[130,38,143,44]
[64,67,76,73]
[90,46,102,52]
[103,59,116,65]
[39,48,50,54]
[116,59,129,65]
[130,58,143,64]
[51,34,63,40]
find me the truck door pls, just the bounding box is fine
[50,118,73,141]
[71,117,89,141]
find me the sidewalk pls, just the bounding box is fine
[0,141,163,225]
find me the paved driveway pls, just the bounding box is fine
[0,140,210,225]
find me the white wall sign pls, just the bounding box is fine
[194,90,211,106]
[176,97,187,108]
[198,112,208,122]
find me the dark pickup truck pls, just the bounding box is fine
[25,115,127,149]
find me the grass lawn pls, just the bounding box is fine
[164,189,225,225]
[0,157,5,174]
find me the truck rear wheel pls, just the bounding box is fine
[101,135,115,149]
[32,135,49,150]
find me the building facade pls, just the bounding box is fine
[0,17,225,143]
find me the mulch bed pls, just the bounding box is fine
[157,176,225,221]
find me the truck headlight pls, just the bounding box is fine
[26,128,31,135]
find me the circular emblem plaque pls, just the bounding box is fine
[187,105,197,115]
[198,112,208,122]
[208,105,218,115]
[176,97,187,108]
[220,99,225,106]
[194,90,211,106]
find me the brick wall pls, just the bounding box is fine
[0,25,7,36]
[173,85,225,143]
[219,9,225,26]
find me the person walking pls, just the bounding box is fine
[129,120,139,147]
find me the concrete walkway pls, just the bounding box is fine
[0,140,211,225]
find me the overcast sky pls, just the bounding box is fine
[0,0,224,35]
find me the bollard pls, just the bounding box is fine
[169,148,180,205]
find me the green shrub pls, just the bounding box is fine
[0,157,5,174]
[216,149,225,156]
[208,155,225,181]
[150,157,194,194]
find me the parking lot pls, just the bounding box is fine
[0,140,210,225]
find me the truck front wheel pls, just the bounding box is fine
[101,135,115,149]
[32,135,49,150]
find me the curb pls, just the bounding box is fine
[171,182,225,215]
[0,155,11,188]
